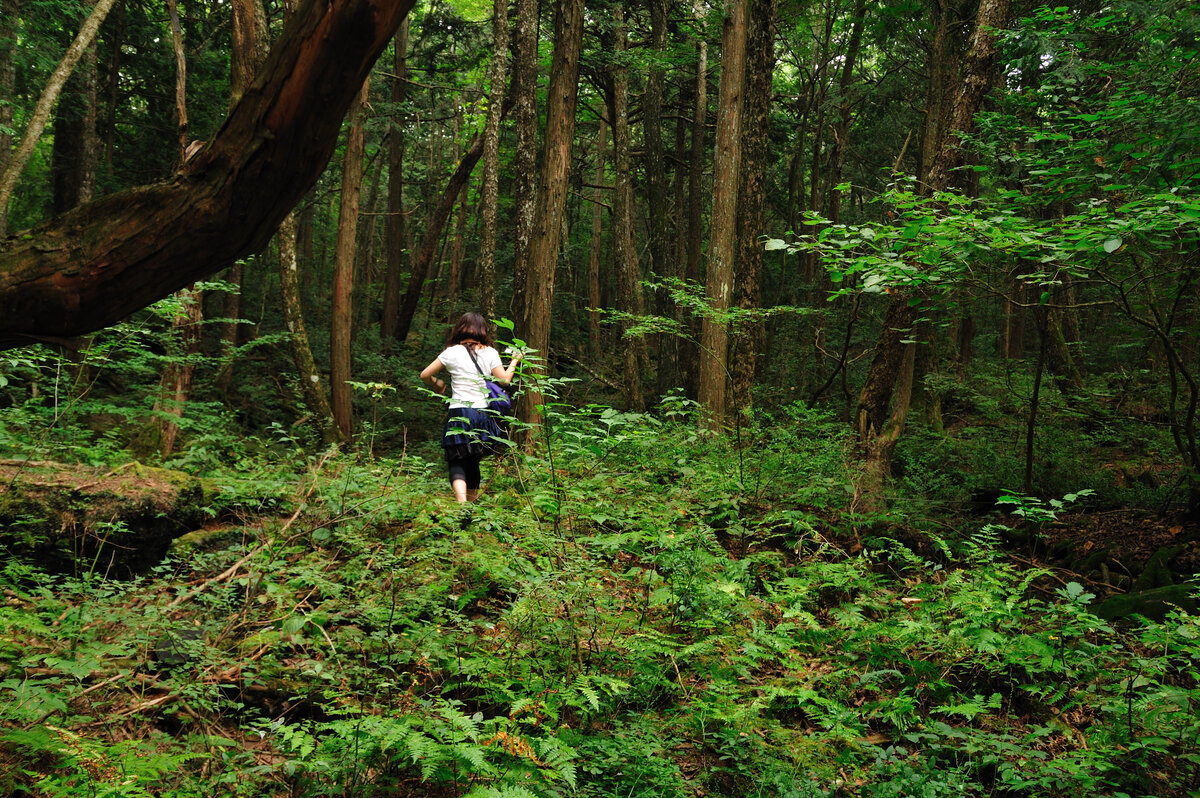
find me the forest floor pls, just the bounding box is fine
[2,413,1200,797]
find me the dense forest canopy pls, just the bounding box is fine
[1,0,1200,793]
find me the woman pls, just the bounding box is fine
[420,312,521,502]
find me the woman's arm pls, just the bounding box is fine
[420,357,448,395]
[491,351,521,383]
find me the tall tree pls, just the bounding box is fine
[680,0,709,398]
[508,0,539,327]
[50,42,99,214]
[586,119,608,356]
[697,0,748,428]
[215,0,270,394]
[156,0,200,459]
[0,0,17,186]
[477,0,509,320]
[394,132,486,341]
[729,0,777,415]
[608,1,646,411]
[854,0,1012,458]
[330,80,370,440]
[278,211,341,444]
[517,0,584,421]
[645,0,677,399]
[381,20,411,345]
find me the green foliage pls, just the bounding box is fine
[4,388,1200,796]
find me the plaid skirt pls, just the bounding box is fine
[442,407,506,461]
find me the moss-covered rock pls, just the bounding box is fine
[1095,583,1199,620]
[0,460,213,577]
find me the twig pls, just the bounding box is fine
[166,503,306,609]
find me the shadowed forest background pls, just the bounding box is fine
[0,0,1198,794]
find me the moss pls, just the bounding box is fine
[1095,583,1199,621]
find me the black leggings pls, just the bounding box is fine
[447,457,482,490]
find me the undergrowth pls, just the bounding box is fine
[1,399,1198,797]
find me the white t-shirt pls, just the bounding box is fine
[438,344,503,409]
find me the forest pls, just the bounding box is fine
[0,0,1198,793]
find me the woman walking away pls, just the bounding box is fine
[420,312,521,503]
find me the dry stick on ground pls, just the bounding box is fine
[166,453,336,609]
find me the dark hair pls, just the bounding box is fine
[446,312,492,349]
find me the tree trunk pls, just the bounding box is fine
[925,0,1012,193]
[1003,269,1028,358]
[156,0,197,460]
[0,0,418,349]
[381,21,410,346]
[684,0,709,290]
[854,0,1011,455]
[516,0,584,423]
[353,155,384,339]
[854,298,920,446]
[278,211,341,444]
[230,0,268,107]
[824,0,865,225]
[51,41,99,215]
[330,79,370,441]
[608,2,645,411]
[394,132,486,341]
[216,0,269,393]
[587,119,608,357]
[508,0,539,327]
[477,0,508,320]
[697,0,748,429]
[645,0,674,400]
[0,0,119,237]
[167,0,189,162]
[729,0,776,416]
[154,292,203,458]
[0,0,18,186]
[680,0,708,398]
[447,182,469,309]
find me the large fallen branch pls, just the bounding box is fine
[0,0,415,351]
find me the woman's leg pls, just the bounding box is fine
[447,460,470,503]
[463,457,482,502]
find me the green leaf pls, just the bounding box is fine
[1103,236,1123,253]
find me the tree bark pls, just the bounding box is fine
[330,79,370,440]
[586,119,608,356]
[680,0,709,399]
[216,0,269,393]
[155,0,197,460]
[51,42,99,215]
[0,0,418,349]
[230,0,268,108]
[154,293,203,458]
[381,21,410,346]
[516,0,584,423]
[645,0,674,400]
[508,0,539,327]
[477,0,508,320]
[697,0,748,429]
[394,132,486,341]
[278,211,341,444]
[729,0,776,416]
[853,0,1011,455]
[447,182,469,309]
[0,0,18,186]
[608,2,646,411]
